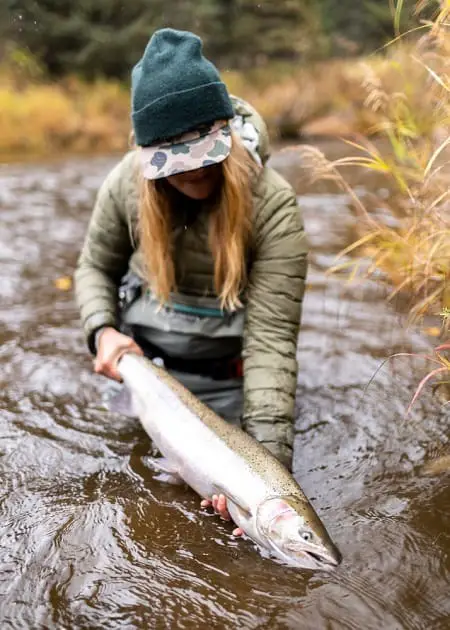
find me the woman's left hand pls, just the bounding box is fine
[201,494,244,536]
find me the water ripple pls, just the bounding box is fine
[0,150,448,629]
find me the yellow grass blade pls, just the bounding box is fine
[386,275,414,300]
[370,24,431,56]
[409,287,443,320]
[326,259,360,274]
[424,135,450,177]
[333,231,380,260]
[425,190,450,212]
[412,55,450,92]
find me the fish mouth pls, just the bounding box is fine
[305,551,326,564]
[304,549,341,568]
[269,541,342,570]
[300,540,343,568]
[285,536,343,568]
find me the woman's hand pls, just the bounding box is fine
[94,327,144,381]
[201,494,244,536]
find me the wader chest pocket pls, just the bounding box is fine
[122,288,246,341]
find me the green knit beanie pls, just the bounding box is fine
[131,29,235,146]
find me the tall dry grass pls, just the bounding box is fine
[0,48,131,158]
[293,0,450,406]
[338,1,450,324]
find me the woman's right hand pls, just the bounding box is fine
[94,327,144,381]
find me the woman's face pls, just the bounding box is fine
[166,164,222,200]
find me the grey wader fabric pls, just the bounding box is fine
[118,273,244,424]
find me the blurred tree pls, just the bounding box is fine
[3,0,431,79]
[5,0,323,78]
[0,2,14,61]
[203,0,324,69]
[7,0,197,78]
[318,0,420,55]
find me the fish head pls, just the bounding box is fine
[256,495,342,571]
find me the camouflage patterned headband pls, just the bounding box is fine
[140,120,232,180]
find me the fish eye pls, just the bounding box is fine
[300,530,313,542]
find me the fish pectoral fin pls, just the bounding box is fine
[153,472,185,486]
[143,457,184,486]
[143,456,179,475]
[212,486,252,520]
[227,501,253,527]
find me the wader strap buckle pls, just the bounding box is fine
[225,357,243,379]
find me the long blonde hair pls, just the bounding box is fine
[138,132,257,311]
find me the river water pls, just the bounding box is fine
[0,145,449,629]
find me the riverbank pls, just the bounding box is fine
[0,45,426,160]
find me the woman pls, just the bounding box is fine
[74,28,308,533]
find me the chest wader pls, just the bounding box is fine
[118,271,245,426]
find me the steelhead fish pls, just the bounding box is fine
[114,353,342,571]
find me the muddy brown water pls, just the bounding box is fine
[0,144,449,629]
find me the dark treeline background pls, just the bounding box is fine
[2,0,422,80]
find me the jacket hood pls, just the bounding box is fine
[229,95,271,167]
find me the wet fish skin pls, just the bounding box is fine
[116,353,342,571]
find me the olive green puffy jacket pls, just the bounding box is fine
[74,97,308,468]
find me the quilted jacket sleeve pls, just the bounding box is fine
[242,169,308,470]
[74,154,136,354]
